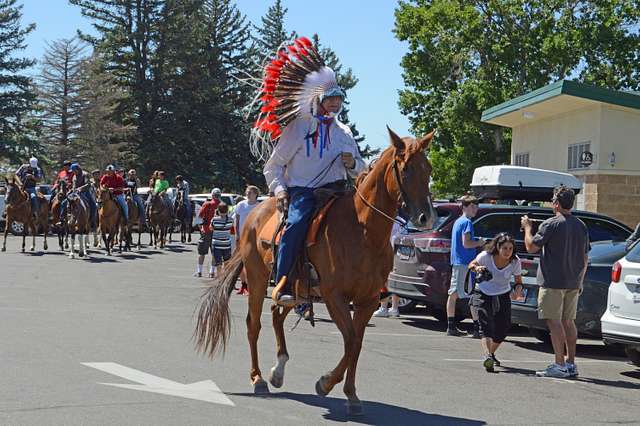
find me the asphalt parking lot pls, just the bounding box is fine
[1,234,639,425]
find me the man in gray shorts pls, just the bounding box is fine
[447,194,486,336]
[522,185,589,378]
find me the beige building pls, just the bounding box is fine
[482,80,640,227]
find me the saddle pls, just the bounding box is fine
[258,186,348,248]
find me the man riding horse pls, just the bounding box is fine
[100,165,128,223]
[57,163,97,230]
[15,157,44,220]
[262,64,366,306]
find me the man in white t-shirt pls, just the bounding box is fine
[234,185,260,295]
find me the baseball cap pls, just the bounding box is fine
[105,165,115,171]
[211,187,222,196]
[70,163,80,171]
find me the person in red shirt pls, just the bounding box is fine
[99,164,128,222]
[52,160,72,197]
[194,188,222,277]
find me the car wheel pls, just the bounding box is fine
[10,220,24,236]
[625,347,640,367]
[528,327,551,343]
[397,298,419,314]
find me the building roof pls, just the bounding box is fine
[481,80,640,128]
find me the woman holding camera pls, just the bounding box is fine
[468,233,524,372]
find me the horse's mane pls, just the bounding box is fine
[355,147,393,188]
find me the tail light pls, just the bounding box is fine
[414,238,451,253]
[611,261,622,283]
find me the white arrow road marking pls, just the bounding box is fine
[82,362,234,406]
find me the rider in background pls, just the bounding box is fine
[71,164,97,229]
[100,165,129,223]
[146,170,172,218]
[52,160,72,198]
[15,157,44,219]
[175,175,192,221]
[126,169,145,224]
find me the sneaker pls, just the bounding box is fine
[536,363,570,378]
[566,362,578,378]
[373,307,389,318]
[388,308,400,318]
[193,271,202,277]
[446,327,467,336]
[491,353,501,367]
[483,355,495,372]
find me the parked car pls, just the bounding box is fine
[601,242,640,367]
[512,240,628,341]
[388,203,632,325]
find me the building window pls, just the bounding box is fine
[514,152,529,167]
[567,142,591,170]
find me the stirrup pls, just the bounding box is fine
[272,276,296,307]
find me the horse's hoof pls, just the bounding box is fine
[79,252,84,258]
[43,244,48,251]
[253,379,270,395]
[346,400,364,416]
[315,377,329,397]
[269,367,284,389]
[21,248,25,253]
[1,247,5,252]
[29,246,35,252]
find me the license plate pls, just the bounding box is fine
[513,288,528,304]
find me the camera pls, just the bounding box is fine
[474,268,493,284]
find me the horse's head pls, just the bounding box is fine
[385,126,437,230]
[4,177,23,205]
[98,186,112,203]
[66,192,85,227]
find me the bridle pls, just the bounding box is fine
[354,156,425,229]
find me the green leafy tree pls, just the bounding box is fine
[0,0,40,164]
[395,0,640,197]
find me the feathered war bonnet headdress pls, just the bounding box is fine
[249,36,345,161]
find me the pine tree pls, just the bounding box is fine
[253,0,294,56]
[37,37,87,164]
[75,53,135,171]
[312,34,379,159]
[0,0,40,164]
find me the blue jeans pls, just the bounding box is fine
[115,193,129,222]
[275,187,316,284]
[25,187,38,214]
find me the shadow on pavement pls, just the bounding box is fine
[137,249,164,255]
[400,317,447,333]
[23,251,66,256]
[621,369,640,380]
[573,376,640,390]
[163,245,191,253]
[229,392,486,425]
[85,256,119,263]
[118,253,149,260]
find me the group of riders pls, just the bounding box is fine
[13,157,193,233]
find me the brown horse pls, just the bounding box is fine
[147,192,172,249]
[50,180,69,251]
[97,187,127,255]
[125,191,143,250]
[65,191,90,259]
[2,177,49,253]
[174,190,192,243]
[194,128,436,415]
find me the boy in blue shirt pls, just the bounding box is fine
[447,194,486,336]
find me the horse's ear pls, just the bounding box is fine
[387,125,405,153]
[416,130,435,152]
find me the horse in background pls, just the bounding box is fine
[147,192,172,249]
[194,128,436,415]
[65,191,90,259]
[50,180,69,251]
[2,177,49,253]
[174,190,193,243]
[97,186,128,255]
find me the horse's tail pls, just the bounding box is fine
[193,251,244,357]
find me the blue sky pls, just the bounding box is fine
[21,0,413,151]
